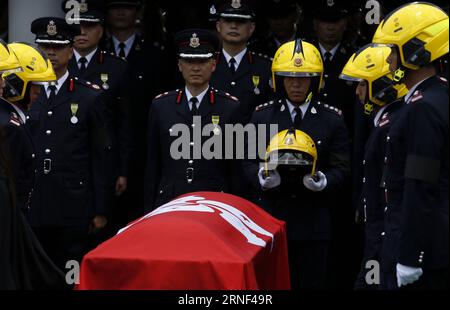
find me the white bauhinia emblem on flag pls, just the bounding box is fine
[118,196,275,250]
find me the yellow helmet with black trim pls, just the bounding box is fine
[272,39,324,92]
[340,43,409,106]
[265,129,317,176]
[2,42,56,102]
[372,2,449,72]
[0,39,21,74]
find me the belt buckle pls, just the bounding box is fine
[44,159,52,175]
[186,168,194,184]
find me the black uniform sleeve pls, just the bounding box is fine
[143,102,162,212]
[88,94,111,217]
[1,125,26,190]
[323,116,351,193]
[116,65,133,177]
[242,111,264,191]
[398,99,448,268]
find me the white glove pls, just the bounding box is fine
[258,167,281,190]
[303,171,327,192]
[396,263,423,288]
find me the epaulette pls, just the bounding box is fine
[251,51,273,62]
[321,102,343,116]
[255,100,277,112]
[153,90,179,101]
[72,77,102,91]
[409,90,424,104]
[9,112,21,127]
[214,89,239,102]
[101,50,127,62]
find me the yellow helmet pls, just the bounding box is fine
[340,43,409,106]
[272,39,324,92]
[265,129,318,176]
[2,42,56,102]
[372,2,449,72]
[0,39,21,74]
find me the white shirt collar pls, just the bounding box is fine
[74,48,98,68]
[112,34,136,58]
[286,99,310,123]
[45,70,69,97]
[404,77,431,104]
[9,102,27,124]
[318,43,340,61]
[185,86,209,109]
[223,48,247,69]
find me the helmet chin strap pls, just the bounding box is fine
[393,66,407,84]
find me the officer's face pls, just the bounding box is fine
[283,77,311,104]
[268,13,298,40]
[39,44,73,74]
[29,84,41,105]
[387,48,399,73]
[356,80,367,103]
[74,23,104,52]
[216,18,255,45]
[178,58,216,87]
[107,5,138,30]
[313,18,347,46]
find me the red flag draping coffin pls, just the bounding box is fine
[79,192,290,290]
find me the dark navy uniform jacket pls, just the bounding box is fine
[143,88,241,211]
[358,100,405,262]
[68,49,132,178]
[25,77,110,227]
[210,50,272,124]
[243,98,351,240]
[0,98,35,211]
[381,76,449,272]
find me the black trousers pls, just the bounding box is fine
[288,240,329,289]
[33,226,92,273]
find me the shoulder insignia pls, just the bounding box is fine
[154,92,170,100]
[323,103,343,116]
[409,90,424,104]
[215,90,239,102]
[74,78,101,91]
[9,112,21,127]
[255,100,275,112]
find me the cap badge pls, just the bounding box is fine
[294,57,303,67]
[190,33,200,48]
[47,20,57,36]
[231,0,242,9]
[327,0,334,7]
[80,0,88,13]
[285,137,294,145]
[210,5,217,15]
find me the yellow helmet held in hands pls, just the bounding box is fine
[265,129,318,176]
[2,42,56,102]
[0,39,21,74]
[272,39,324,92]
[340,43,409,107]
[372,2,449,72]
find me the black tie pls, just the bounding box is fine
[294,107,303,128]
[48,85,57,102]
[190,97,199,116]
[79,57,88,75]
[324,51,332,69]
[118,42,126,58]
[229,58,236,75]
